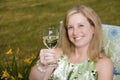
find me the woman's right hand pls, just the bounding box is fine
[39,49,59,67]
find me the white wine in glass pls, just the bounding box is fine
[43,28,59,66]
[43,28,59,49]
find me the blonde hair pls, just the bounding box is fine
[62,5,103,62]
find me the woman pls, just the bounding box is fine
[29,5,113,80]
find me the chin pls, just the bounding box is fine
[74,44,83,47]
[74,43,88,48]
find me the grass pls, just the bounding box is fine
[0,0,120,56]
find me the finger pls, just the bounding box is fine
[40,57,48,65]
[41,49,56,54]
[40,50,48,65]
[44,55,56,60]
[40,50,56,60]
[44,56,58,64]
[40,49,57,65]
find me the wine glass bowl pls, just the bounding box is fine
[43,27,59,49]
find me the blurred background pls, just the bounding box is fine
[0,0,120,56]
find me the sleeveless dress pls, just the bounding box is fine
[49,54,98,80]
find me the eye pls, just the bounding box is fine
[67,26,73,30]
[78,24,84,27]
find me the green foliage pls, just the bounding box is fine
[0,0,120,53]
[0,49,38,80]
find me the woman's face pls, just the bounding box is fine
[67,13,94,48]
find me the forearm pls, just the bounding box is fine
[29,62,55,80]
[29,48,61,80]
[29,65,45,80]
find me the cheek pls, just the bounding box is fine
[67,30,72,36]
[84,27,94,35]
[88,29,94,38]
[67,31,73,40]
[88,29,94,35]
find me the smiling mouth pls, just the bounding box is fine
[74,37,82,41]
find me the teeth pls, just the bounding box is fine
[75,37,82,40]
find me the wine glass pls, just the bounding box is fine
[43,27,59,49]
[43,27,59,66]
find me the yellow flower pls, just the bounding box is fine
[1,70,10,79]
[18,73,23,78]
[31,53,36,59]
[24,58,32,65]
[10,76,15,80]
[6,49,13,55]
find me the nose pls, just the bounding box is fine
[73,28,79,36]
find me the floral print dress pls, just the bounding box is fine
[50,54,98,80]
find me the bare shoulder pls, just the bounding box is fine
[96,56,114,80]
[96,56,113,68]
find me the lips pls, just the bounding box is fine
[74,37,82,41]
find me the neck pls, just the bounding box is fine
[75,47,88,57]
[68,47,89,64]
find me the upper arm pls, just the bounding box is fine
[96,57,114,80]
